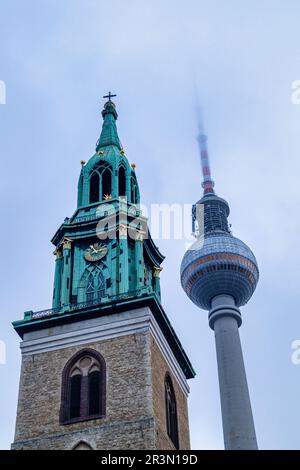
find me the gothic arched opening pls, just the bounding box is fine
[101,168,112,199]
[165,373,179,449]
[85,271,105,302]
[73,441,93,450]
[60,349,106,424]
[86,273,95,302]
[69,371,82,419]
[89,172,100,203]
[118,166,126,198]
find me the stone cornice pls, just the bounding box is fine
[20,307,190,396]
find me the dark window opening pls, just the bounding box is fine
[60,349,106,425]
[88,370,101,415]
[69,374,81,420]
[90,172,100,204]
[118,166,126,197]
[73,441,93,450]
[165,374,179,449]
[102,169,112,199]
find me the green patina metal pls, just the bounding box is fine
[13,293,195,379]
[49,98,163,310]
[13,97,195,380]
[96,100,122,150]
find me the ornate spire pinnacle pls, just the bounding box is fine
[197,110,215,196]
[96,92,122,151]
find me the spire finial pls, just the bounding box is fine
[103,91,116,102]
[196,108,215,196]
[96,92,121,151]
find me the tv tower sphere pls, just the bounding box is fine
[180,194,259,313]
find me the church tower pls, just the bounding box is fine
[12,95,195,450]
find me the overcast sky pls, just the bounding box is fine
[1,0,300,450]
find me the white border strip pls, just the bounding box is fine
[20,307,190,396]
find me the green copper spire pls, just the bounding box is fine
[96,93,122,151]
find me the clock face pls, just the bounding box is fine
[84,243,108,262]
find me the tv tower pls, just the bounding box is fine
[180,115,259,450]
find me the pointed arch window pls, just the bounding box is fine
[118,166,126,198]
[102,168,112,199]
[97,272,105,299]
[86,273,94,301]
[69,370,81,419]
[85,270,105,302]
[89,163,112,204]
[73,441,93,450]
[60,349,106,424]
[89,172,100,203]
[165,374,179,449]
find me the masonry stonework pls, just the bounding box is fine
[12,328,190,450]
[150,337,190,450]
[13,332,154,449]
